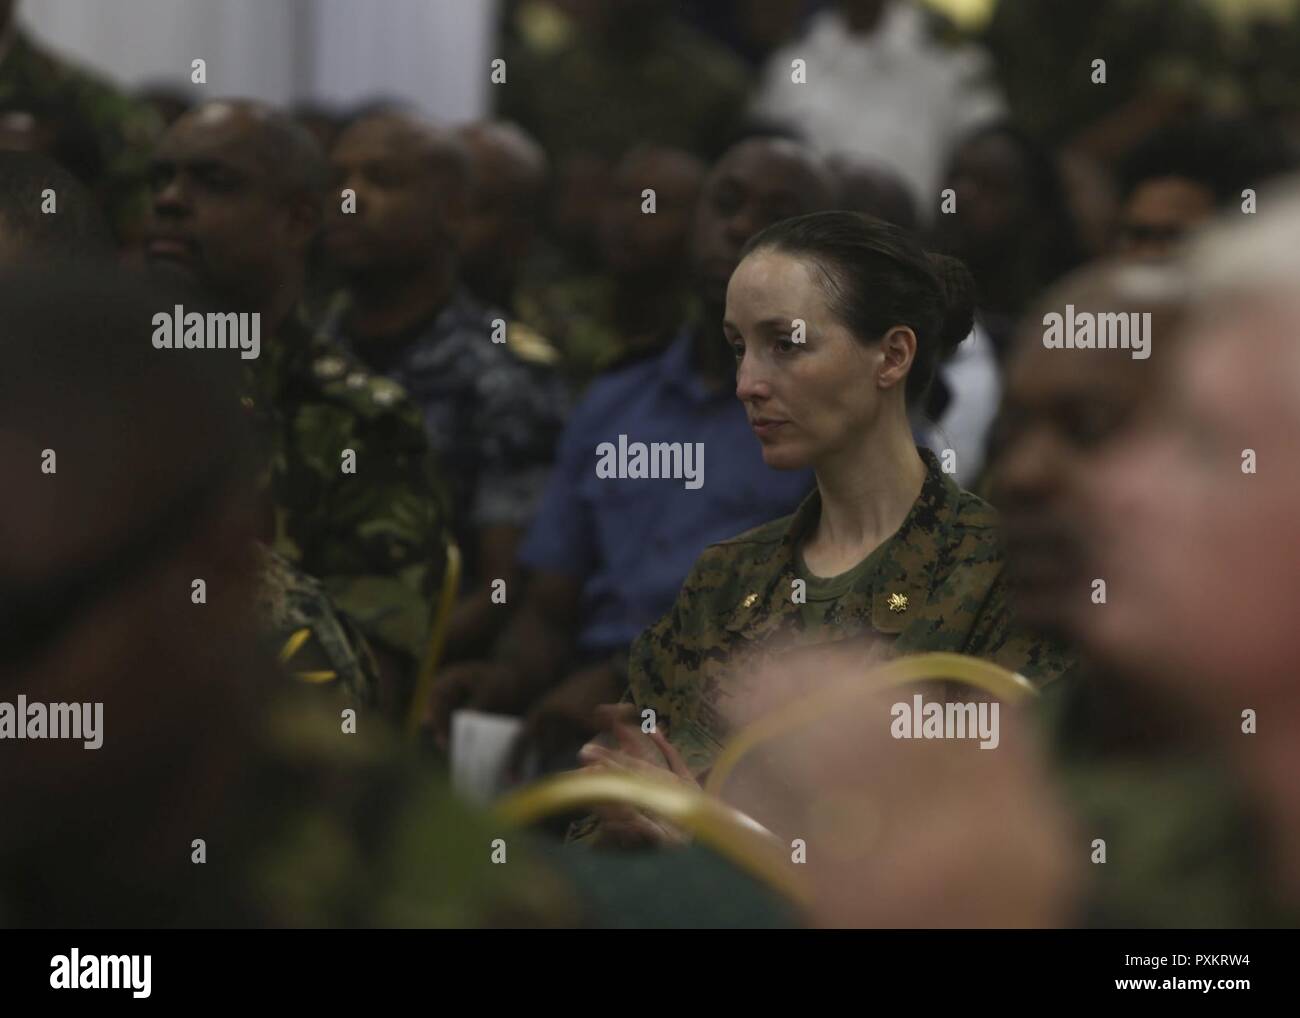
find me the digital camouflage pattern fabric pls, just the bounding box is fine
[256,546,380,707]
[0,29,162,238]
[244,313,450,673]
[1035,668,1294,928]
[627,448,1075,776]
[1061,756,1289,928]
[324,287,568,582]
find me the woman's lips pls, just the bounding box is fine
[751,419,787,438]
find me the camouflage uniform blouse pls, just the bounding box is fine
[628,448,1074,776]
[246,314,451,673]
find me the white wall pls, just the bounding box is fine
[18,0,497,119]
[306,0,498,124]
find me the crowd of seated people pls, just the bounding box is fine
[3,0,1300,929]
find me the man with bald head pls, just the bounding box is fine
[426,136,836,768]
[455,119,549,312]
[147,100,325,323]
[144,100,450,706]
[325,111,568,662]
[518,144,706,387]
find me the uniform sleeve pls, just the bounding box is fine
[626,550,733,777]
[279,394,448,664]
[470,361,568,530]
[564,584,696,849]
[961,572,1076,687]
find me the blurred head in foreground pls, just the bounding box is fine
[0,263,267,922]
[992,259,1189,641]
[1076,185,1300,906]
[1079,185,1300,714]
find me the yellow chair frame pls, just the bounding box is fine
[405,539,463,738]
[705,652,1037,796]
[496,769,810,905]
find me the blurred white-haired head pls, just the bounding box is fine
[1183,177,1300,307]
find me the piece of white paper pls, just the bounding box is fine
[450,709,525,804]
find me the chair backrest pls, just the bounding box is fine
[705,652,1037,796]
[495,770,810,905]
[405,538,463,738]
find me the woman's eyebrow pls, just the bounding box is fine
[753,316,800,332]
[723,316,802,334]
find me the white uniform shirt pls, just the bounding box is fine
[750,2,1005,215]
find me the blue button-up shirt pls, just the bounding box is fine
[519,327,814,658]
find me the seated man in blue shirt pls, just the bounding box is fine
[426,136,835,767]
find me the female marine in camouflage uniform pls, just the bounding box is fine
[612,212,1073,788]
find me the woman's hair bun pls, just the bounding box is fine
[926,251,977,359]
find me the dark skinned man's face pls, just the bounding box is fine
[934,133,1030,263]
[1076,308,1300,706]
[992,298,1175,638]
[1114,176,1216,260]
[146,105,314,307]
[691,142,830,310]
[458,142,538,276]
[598,150,701,278]
[326,117,461,277]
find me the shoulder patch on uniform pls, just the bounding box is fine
[312,354,347,381]
[506,321,560,365]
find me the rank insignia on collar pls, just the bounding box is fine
[887,592,908,614]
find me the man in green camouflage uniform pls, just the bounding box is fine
[629,447,1074,778]
[144,99,450,695]
[0,0,161,240]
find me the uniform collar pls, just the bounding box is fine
[720,447,961,645]
[326,284,486,356]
